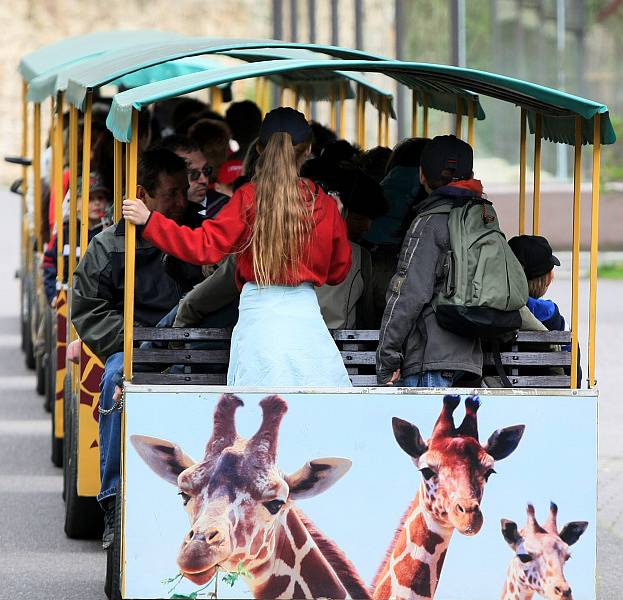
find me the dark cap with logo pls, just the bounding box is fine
[508,235,561,279]
[258,107,312,146]
[420,135,474,181]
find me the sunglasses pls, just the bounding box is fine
[187,165,213,182]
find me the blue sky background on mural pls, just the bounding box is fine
[122,390,597,600]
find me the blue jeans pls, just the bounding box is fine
[402,370,463,388]
[97,351,124,504]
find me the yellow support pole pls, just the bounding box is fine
[532,113,542,235]
[518,108,527,235]
[422,95,429,138]
[211,87,223,114]
[377,101,383,146]
[67,106,79,347]
[123,110,139,382]
[125,141,131,202]
[33,103,42,252]
[21,80,29,204]
[280,85,287,107]
[114,139,123,223]
[411,90,418,138]
[455,98,463,139]
[588,114,601,389]
[467,99,475,148]
[55,92,65,286]
[357,85,366,149]
[67,106,79,285]
[294,87,301,112]
[383,98,390,147]
[570,117,582,389]
[338,82,346,139]
[329,87,337,132]
[304,88,312,121]
[80,93,93,254]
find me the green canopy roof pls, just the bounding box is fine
[105,59,614,146]
[18,30,184,83]
[64,38,389,109]
[215,48,396,117]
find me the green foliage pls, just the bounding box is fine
[222,562,251,587]
[603,115,623,182]
[597,262,623,279]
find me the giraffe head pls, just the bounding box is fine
[392,395,525,535]
[130,394,351,586]
[501,503,588,599]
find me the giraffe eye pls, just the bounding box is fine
[517,553,533,563]
[263,499,285,515]
[419,467,437,480]
[484,468,496,481]
[178,491,191,506]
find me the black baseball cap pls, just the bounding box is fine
[420,135,473,181]
[258,107,312,146]
[508,235,561,279]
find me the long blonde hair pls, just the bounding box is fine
[249,132,313,286]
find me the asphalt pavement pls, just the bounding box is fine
[0,188,620,599]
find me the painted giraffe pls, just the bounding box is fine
[131,394,370,600]
[500,503,588,600]
[373,395,526,600]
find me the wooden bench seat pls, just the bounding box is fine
[132,327,572,388]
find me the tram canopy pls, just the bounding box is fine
[106,59,614,146]
[63,37,390,109]
[18,30,184,83]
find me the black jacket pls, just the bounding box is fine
[71,219,185,361]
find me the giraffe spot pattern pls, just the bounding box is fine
[409,513,445,555]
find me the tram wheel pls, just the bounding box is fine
[43,310,54,412]
[64,401,104,539]
[105,484,122,600]
[50,394,63,467]
[35,352,45,395]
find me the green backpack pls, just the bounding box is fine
[421,197,528,340]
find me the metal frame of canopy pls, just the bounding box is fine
[107,56,614,391]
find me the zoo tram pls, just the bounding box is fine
[9,30,614,600]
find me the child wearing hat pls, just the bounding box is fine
[508,234,581,383]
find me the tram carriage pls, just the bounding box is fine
[11,32,614,600]
[16,34,407,545]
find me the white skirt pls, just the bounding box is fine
[227,283,352,387]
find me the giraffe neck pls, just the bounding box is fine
[245,507,351,600]
[500,560,534,600]
[373,486,454,600]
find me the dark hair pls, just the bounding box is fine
[138,148,187,194]
[158,134,201,155]
[320,139,360,164]
[171,98,208,134]
[188,119,231,175]
[356,146,392,182]
[306,163,388,220]
[225,100,262,144]
[91,129,115,193]
[310,121,337,157]
[386,137,430,175]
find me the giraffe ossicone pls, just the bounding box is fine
[500,502,588,600]
[130,393,370,600]
[373,394,526,600]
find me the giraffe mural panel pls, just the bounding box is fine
[121,390,597,600]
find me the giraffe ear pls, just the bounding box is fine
[501,519,522,548]
[286,457,352,500]
[130,435,196,486]
[559,521,589,546]
[392,417,428,459]
[484,425,525,461]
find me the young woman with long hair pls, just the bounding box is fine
[123,108,352,386]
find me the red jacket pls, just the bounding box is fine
[143,180,352,288]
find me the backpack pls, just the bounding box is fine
[421,196,528,340]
